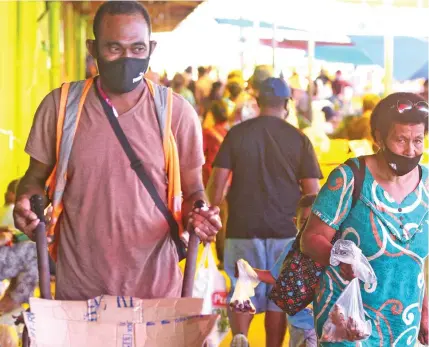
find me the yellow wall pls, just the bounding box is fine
[0,1,86,197]
[0,1,19,198]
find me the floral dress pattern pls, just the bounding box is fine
[312,158,428,346]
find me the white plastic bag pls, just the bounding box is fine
[192,244,229,346]
[229,259,260,314]
[320,240,377,342]
[320,278,372,342]
[330,240,377,284]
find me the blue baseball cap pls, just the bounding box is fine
[259,77,292,99]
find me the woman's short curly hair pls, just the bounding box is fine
[370,92,428,141]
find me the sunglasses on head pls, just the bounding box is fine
[393,99,429,114]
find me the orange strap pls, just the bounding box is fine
[48,78,94,261]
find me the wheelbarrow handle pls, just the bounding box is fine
[181,231,200,297]
[30,194,52,300]
[181,200,207,298]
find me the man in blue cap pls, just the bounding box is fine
[207,78,322,347]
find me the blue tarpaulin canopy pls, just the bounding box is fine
[215,18,304,31]
[215,18,428,79]
[350,36,429,80]
[410,62,428,80]
[314,46,374,65]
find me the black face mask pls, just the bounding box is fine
[97,57,150,94]
[382,145,422,176]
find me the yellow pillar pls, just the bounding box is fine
[0,1,18,193]
[49,1,61,89]
[76,14,88,80]
[16,1,39,176]
[64,3,76,81]
[87,17,94,40]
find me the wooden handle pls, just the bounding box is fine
[30,195,51,300]
[181,230,200,297]
[181,200,207,297]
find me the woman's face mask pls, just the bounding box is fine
[380,123,425,176]
[381,145,422,176]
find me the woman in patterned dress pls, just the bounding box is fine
[301,92,428,346]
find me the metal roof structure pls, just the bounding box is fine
[72,1,204,32]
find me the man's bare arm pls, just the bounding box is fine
[17,158,53,200]
[181,166,221,242]
[206,167,231,207]
[299,177,320,196]
[14,158,53,236]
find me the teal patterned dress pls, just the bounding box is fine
[312,158,428,346]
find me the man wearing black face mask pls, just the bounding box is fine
[14,1,221,302]
[207,78,322,347]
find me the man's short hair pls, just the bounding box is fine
[210,100,228,124]
[198,66,207,76]
[93,1,152,39]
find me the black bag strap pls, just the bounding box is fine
[344,156,366,208]
[95,87,187,261]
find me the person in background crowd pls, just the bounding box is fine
[315,68,331,86]
[201,81,224,124]
[224,74,250,122]
[232,65,273,126]
[340,93,381,142]
[331,70,350,97]
[223,78,242,118]
[184,66,196,96]
[204,72,249,129]
[203,101,229,186]
[171,73,196,108]
[203,100,230,269]
[209,81,223,102]
[301,92,428,346]
[297,81,333,128]
[0,179,37,314]
[362,93,382,119]
[145,67,160,85]
[289,69,303,92]
[159,70,170,87]
[321,105,341,136]
[195,66,213,110]
[239,194,318,347]
[0,180,28,243]
[208,78,322,347]
[14,0,220,302]
[226,79,243,107]
[0,180,19,231]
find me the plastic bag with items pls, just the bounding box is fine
[229,259,260,314]
[192,244,230,347]
[320,240,377,343]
